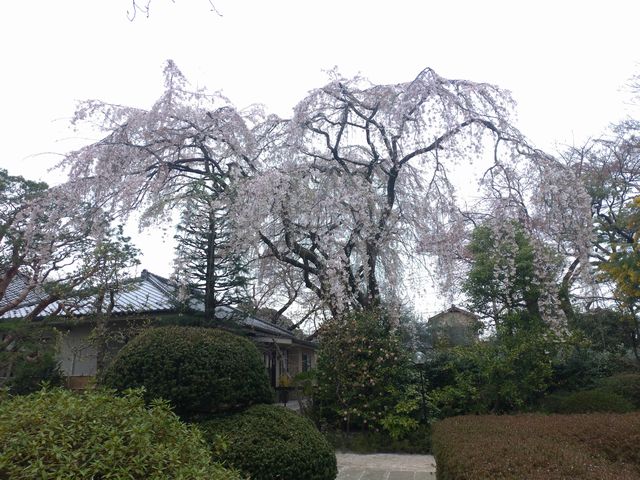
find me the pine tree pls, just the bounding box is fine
[174,181,250,319]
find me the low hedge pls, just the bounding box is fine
[0,388,240,479]
[101,326,273,415]
[432,413,640,479]
[541,388,634,414]
[199,404,337,480]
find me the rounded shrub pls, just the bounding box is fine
[0,388,240,479]
[199,404,337,480]
[542,388,634,414]
[101,326,273,415]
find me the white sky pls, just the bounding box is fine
[1,0,639,316]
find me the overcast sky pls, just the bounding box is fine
[1,1,639,314]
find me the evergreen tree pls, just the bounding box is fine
[462,221,565,335]
[174,181,250,319]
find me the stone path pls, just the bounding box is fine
[335,453,437,480]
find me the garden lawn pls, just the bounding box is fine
[432,413,640,479]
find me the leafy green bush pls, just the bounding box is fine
[101,326,273,415]
[0,388,240,479]
[5,352,64,394]
[568,308,633,354]
[550,344,619,392]
[314,309,417,437]
[433,413,640,479]
[0,322,64,394]
[596,373,640,408]
[542,388,634,414]
[199,404,337,480]
[427,328,554,416]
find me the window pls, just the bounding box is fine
[279,349,288,374]
[302,352,310,372]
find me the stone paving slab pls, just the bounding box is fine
[336,453,436,480]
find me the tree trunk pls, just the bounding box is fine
[204,209,217,321]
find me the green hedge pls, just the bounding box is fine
[101,326,273,415]
[541,388,634,414]
[0,388,240,479]
[199,404,337,480]
[432,413,640,479]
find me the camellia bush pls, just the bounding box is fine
[199,404,337,480]
[0,388,240,479]
[100,326,273,415]
[314,309,418,437]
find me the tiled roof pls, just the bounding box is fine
[1,302,60,320]
[0,273,58,320]
[215,305,300,339]
[428,304,479,322]
[0,270,314,345]
[3,274,46,306]
[0,270,177,320]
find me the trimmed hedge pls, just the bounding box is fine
[199,404,337,480]
[433,413,640,479]
[101,326,273,415]
[542,388,634,414]
[0,388,240,479]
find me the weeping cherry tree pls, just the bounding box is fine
[60,62,593,328]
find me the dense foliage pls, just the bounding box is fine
[550,343,621,392]
[568,309,634,355]
[463,223,551,323]
[0,388,240,480]
[541,389,634,414]
[595,372,640,407]
[416,220,611,418]
[0,322,63,394]
[199,404,337,480]
[432,413,640,479]
[426,327,554,416]
[597,195,640,361]
[568,118,640,361]
[101,326,272,415]
[314,309,418,437]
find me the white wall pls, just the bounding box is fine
[57,324,97,377]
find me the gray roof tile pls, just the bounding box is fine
[0,270,314,345]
